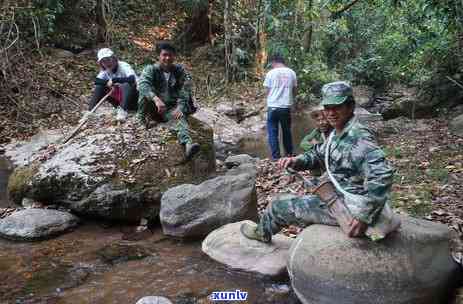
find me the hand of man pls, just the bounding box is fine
[348,218,368,237]
[277,157,297,170]
[172,107,183,120]
[107,79,113,88]
[154,96,166,114]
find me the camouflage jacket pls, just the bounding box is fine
[138,63,191,113]
[293,117,394,225]
[299,128,325,152]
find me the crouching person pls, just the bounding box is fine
[137,42,200,161]
[241,81,397,243]
[89,48,138,122]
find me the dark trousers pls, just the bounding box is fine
[267,107,293,160]
[89,83,138,111]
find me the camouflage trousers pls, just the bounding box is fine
[256,193,338,240]
[137,97,192,145]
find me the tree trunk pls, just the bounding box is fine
[303,0,313,52]
[95,0,107,43]
[180,1,212,46]
[255,0,267,76]
[224,0,233,83]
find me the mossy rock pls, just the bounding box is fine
[6,114,216,221]
[7,163,39,204]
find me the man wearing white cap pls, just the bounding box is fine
[89,48,138,121]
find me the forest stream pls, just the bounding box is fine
[0,116,315,304]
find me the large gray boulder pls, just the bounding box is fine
[0,208,79,240]
[5,111,215,222]
[202,220,293,277]
[160,170,258,239]
[287,216,459,304]
[450,114,463,137]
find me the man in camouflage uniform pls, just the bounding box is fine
[241,81,394,242]
[137,42,200,160]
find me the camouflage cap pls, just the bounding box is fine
[321,81,353,106]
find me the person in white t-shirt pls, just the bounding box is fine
[89,48,138,122]
[263,54,297,159]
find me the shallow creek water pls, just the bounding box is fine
[0,157,298,304]
[238,111,315,159]
[0,223,298,304]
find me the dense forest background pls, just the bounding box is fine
[1,0,463,141]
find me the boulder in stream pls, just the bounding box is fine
[5,111,216,222]
[0,208,79,241]
[287,216,459,304]
[202,220,293,278]
[160,165,258,239]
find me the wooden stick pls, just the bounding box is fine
[446,76,463,90]
[61,88,114,145]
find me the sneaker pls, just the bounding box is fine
[185,143,200,161]
[240,222,271,243]
[116,108,128,122]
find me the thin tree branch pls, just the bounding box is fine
[332,0,362,15]
[447,76,463,90]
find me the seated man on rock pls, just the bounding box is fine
[241,81,396,243]
[89,48,138,122]
[137,42,200,161]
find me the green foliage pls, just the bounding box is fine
[260,0,462,95]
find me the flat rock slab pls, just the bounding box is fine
[135,296,172,304]
[288,216,459,304]
[0,208,79,241]
[202,220,293,278]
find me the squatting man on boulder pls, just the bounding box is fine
[241,81,399,243]
[137,43,200,161]
[89,48,138,122]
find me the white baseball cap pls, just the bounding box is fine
[97,48,114,62]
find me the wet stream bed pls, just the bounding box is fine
[0,153,298,304]
[237,111,315,159]
[0,222,299,304]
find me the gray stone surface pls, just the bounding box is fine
[287,216,459,304]
[0,208,79,240]
[202,220,293,277]
[226,163,257,179]
[135,296,172,304]
[5,113,215,222]
[353,85,374,108]
[193,107,264,158]
[450,114,463,137]
[354,107,382,123]
[369,85,440,119]
[224,154,258,169]
[160,173,258,239]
